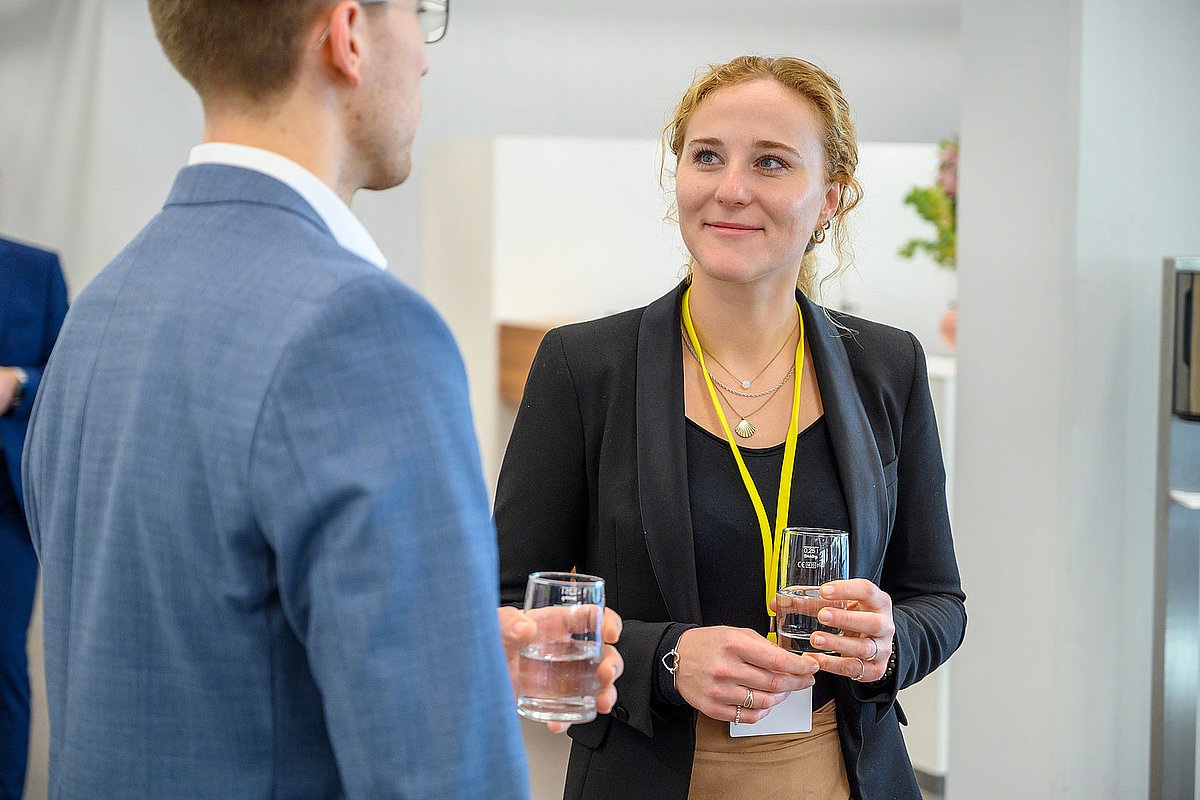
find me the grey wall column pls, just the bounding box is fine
[949,1,1200,797]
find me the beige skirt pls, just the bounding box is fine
[688,700,851,800]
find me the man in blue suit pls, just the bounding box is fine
[0,236,67,800]
[20,2,564,797]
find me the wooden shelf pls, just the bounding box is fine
[498,321,557,404]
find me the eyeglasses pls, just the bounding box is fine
[417,0,449,44]
[360,0,449,44]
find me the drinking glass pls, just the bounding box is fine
[517,572,605,723]
[775,528,849,654]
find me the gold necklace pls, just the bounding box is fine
[709,366,794,438]
[695,318,798,391]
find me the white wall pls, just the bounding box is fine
[947,0,1200,798]
[0,0,202,296]
[406,0,960,292]
[490,138,685,323]
[816,142,958,357]
[0,0,961,298]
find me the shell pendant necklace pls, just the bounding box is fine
[682,293,806,443]
[715,367,794,438]
[683,309,801,438]
[683,331,795,438]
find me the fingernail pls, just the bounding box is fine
[811,633,824,647]
[819,584,836,598]
[818,609,833,623]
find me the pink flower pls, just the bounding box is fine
[938,165,957,199]
[936,140,958,200]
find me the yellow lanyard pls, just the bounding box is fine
[681,287,805,632]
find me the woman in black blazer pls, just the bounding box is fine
[496,55,965,800]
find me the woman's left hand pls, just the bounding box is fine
[806,578,895,684]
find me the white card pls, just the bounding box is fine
[728,686,812,737]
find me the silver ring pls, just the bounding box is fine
[734,705,742,725]
[852,657,867,682]
[743,689,754,709]
[864,638,880,662]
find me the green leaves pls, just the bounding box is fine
[899,183,956,270]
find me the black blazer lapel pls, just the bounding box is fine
[636,285,704,624]
[800,292,890,583]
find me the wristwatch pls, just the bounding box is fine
[9,367,28,411]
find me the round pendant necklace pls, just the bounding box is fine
[684,334,794,399]
[693,318,798,391]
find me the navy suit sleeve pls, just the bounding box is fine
[3,247,67,508]
[248,275,529,800]
[20,250,69,409]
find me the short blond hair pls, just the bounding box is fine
[149,0,332,108]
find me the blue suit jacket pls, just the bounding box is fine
[22,165,529,799]
[0,237,68,506]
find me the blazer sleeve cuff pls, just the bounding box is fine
[850,633,902,720]
[653,622,698,707]
[603,620,688,738]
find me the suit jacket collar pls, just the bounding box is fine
[634,283,889,624]
[165,164,333,239]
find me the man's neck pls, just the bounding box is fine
[203,104,353,205]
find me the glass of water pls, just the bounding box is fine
[517,572,605,723]
[775,528,849,654]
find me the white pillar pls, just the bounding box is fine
[948,1,1200,797]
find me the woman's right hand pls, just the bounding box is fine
[673,626,819,723]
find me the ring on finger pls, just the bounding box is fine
[734,705,742,725]
[743,689,754,709]
[851,657,867,682]
[864,637,880,662]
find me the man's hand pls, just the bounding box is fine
[498,606,624,733]
[0,367,20,413]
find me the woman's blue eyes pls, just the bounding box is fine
[690,149,788,171]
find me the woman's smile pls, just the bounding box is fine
[705,221,763,237]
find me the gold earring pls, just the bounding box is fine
[812,226,826,244]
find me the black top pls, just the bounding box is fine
[686,415,850,711]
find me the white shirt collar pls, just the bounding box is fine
[188,142,387,270]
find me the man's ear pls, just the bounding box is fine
[320,0,365,88]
